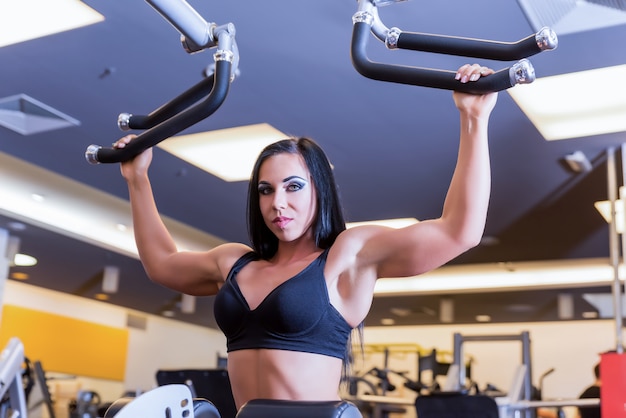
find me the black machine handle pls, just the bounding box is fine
[85,0,238,165]
[351,0,557,92]
[86,59,231,164]
[395,27,557,61]
[117,75,215,131]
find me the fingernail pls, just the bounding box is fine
[455,73,461,80]
[461,75,468,83]
[470,74,479,82]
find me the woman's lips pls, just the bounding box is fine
[273,216,292,229]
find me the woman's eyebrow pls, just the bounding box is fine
[282,175,307,182]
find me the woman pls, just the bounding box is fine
[114,63,498,411]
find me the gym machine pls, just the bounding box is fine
[103,385,220,418]
[351,0,558,93]
[0,338,27,418]
[104,384,362,418]
[85,0,239,165]
[345,343,474,418]
[415,331,600,418]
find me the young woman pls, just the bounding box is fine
[114,63,498,411]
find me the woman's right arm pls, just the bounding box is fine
[115,135,250,296]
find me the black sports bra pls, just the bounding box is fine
[213,249,353,359]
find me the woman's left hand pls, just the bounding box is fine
[453,63,498,118]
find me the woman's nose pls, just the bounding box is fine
[272,190,287,210]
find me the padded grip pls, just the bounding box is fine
[85,59,231,164]
[235,399,362,418]
[351,22,516,93]
[103,392,220,418]
[122,76,216,131]
[396,29,555,61]
[193,399,221,418]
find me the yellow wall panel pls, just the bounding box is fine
[0,305,128,381]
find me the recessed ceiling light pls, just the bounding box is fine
[95,293,110,301]
[582,311,599,319]
[475,314,492,322]
[0,0,104,48]
[380,318,396,325]
[162,310,176,318]
[13,253,37,267]
[157,123,288,182]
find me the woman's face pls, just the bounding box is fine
[257,153,317,243]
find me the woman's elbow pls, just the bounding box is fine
[449,226,484,254]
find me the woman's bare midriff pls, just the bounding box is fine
[227,349,344,409]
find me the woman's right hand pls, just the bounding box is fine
[113,134,153,181]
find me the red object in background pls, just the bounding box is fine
[601,352,626,417]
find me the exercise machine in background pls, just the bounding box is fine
[0,338,27,418]
[416,331,600,418]
[103,385,220,418]
[155,369,237,418]
[345,343,474,418]
[351,0,558,93]
[85,0,239,165]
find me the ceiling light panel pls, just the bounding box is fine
[374,258,616,296]
[0,0,104,48]
[158,123,288,182]
[508,64,626,141]
[347,218,419,229]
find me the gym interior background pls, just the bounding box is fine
[2,280,612,418]
[2,0,626,417]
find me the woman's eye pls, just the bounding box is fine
[258,186,272,195]
[287,182,304,192]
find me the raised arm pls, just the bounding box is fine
[115,135,249,295]
[345,64,498,280]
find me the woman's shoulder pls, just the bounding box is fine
[213,242,255,277]
[326,225,389,270]
[331,224,390,253]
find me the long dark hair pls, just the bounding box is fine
[247,136,363,384]
[247,137,346,259]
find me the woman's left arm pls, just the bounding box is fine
[354,64,498,279]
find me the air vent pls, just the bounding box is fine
[0,94,80,135]
[517,0,626,35]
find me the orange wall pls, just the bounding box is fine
[0,305,128,381]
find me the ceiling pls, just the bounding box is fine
[2,0,626,330]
